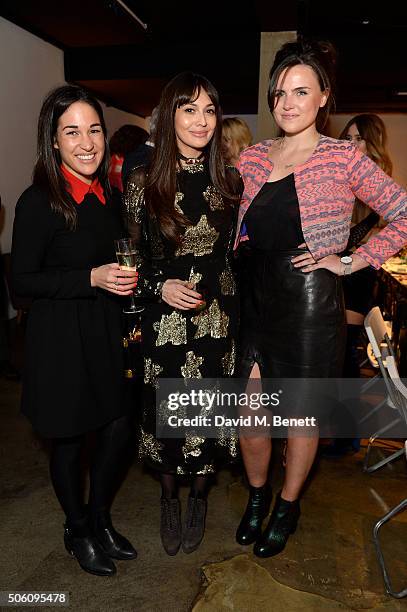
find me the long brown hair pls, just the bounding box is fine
[268,38,337,132]
[145,71,241,244]
[339,114,393,175]
[33,85,110,229]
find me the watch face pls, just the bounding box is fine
[341,256,352,264]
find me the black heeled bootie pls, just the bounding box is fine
[182,495,207,554]
[236,483,272,546]
[64,523,116,576]
[254,492,300,558]
[160,498,182,556]
[91,510,137,561]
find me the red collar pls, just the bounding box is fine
[61,165,106,205]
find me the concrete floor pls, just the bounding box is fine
[1,375,407,612]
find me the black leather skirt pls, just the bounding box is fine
[236,248,346,380]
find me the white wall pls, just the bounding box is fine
[0,17,144,256]
[0,17,65,254]
[102,104,148,135]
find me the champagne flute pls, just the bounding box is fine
[115,238,140,314]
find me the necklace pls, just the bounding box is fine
[177,152,205,165]
[277,137,294,169]
[277,135,320,169]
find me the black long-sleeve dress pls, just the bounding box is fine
[11,185,127,438]
[124,162,241,475]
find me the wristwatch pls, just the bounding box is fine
[340,255,353,275]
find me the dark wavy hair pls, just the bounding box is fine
[109,124,148,155]
[145,71,241,244]
[268,38,337,132]
[33,85,110,229]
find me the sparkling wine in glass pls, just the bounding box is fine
[115,238,139,314]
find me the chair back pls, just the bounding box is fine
[364,306,393,360]
[384,355,407,425]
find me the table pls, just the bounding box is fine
[377,256,407,375]
[378,257,407,322]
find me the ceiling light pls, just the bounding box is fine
[113,0,148,30]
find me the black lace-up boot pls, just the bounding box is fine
[182,496,207,554]
[160,498,182,556]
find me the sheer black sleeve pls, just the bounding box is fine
[124,167,165,301]
[346,210,380,250]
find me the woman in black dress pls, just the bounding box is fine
[125,72,242,555]
[11,86,138,576]
[340,114,393,377]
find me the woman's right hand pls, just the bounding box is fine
[90,263,138,295]
[161,279,203,310]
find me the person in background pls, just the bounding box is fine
[340,114,393,375]
[121,106,159,188]
[321,114,394,455]
[11,85,138,577]
[0,248,15,379]
[125,72,242,556]
[234,38,407,558]
[221,117,253,166]
[108,124,148,192]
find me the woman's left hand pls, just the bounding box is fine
[292,243,343,275]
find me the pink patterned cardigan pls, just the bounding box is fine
[235,136,407,269]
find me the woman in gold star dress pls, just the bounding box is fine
[124,72,242,555]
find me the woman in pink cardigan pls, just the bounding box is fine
[234,38,407,557]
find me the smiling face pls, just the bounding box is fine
[272,64,328,136]
[344,123,367,154]
[53,101,105,183]
[174,89,216,158]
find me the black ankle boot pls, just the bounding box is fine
[64,524,117,576]
[91,510,137,561]
[182,495,207,554]
[160,498,182,556]
[253,491,300,558]
[236,483,272,546]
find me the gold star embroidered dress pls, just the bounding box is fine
[125,162,241,475]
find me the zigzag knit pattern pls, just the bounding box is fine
[235,136,407,269]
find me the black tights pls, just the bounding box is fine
[49,415,132,528]
[160,473,209,500]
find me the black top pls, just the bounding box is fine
[11,185,127,438]
[122,143,154,188]
[243,173,304,250]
